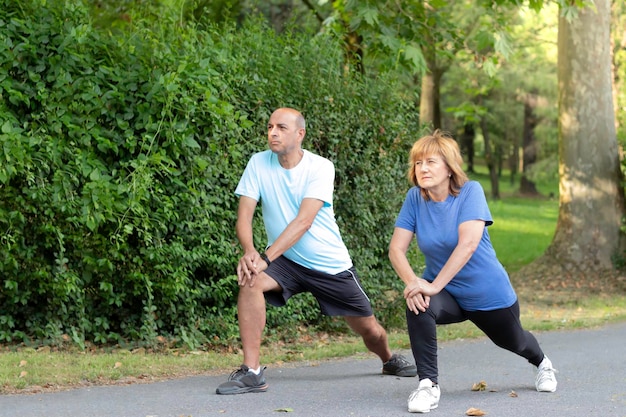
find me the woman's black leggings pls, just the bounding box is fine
[406,289,545,384]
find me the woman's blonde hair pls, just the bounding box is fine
[407,129,469,201]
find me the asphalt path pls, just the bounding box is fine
[1,321,625,417]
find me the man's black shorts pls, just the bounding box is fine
[263,255,373,317]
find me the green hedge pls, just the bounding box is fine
[0,0,421,348]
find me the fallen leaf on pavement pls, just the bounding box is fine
[471,381,487,391]
[466,407,486,416]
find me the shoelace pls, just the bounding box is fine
[537,366,558,384]
[388,355,410,368]
[396,357,412,367]
[409,385,434,402]
[228,367,248,381]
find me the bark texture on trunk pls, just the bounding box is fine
[419,68,443,130]
[546,0,625,272]
[480,115,500,200]
[461,124,475,173]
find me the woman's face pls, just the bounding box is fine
[414,153,451,196]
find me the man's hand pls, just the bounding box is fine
[236,252,268,287]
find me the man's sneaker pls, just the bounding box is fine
[408,378,440,413]
[382,353,417,377]
[216,365,268,395]
[535,356,558,392]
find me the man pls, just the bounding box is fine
[216,107,416,395]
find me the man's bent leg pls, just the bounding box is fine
[238,272,281,369]
[216,273,281,395]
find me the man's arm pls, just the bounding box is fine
[262,197,324,263]
[236,196,258,255]
[236,196,260,285]
[236,196,324,286]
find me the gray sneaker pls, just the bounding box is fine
[382,353,417,377]
[216,365,269,395]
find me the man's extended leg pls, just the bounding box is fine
[345,315,417,377]
[345,315,392,361]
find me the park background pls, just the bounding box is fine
[1,0,626,392]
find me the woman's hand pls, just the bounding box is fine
[405,291,430,314]
[404,278,439,298]
[403,278,437,314]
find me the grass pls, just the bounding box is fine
[488,197,558,272]
[2,167,625,395]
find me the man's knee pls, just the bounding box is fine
[238,282,262,297]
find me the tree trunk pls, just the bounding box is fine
[519,93,540,195]
[461,123,475,173]
[508,129,519,186]
[419,67,443,130]
[545,0,625,272]
[480,116,500,200]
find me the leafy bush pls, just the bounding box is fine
[0,0,420,348]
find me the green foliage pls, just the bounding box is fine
[0,0,420,348]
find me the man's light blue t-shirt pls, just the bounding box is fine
[394,181,517,311]
[235,149,352,274]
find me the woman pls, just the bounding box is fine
[388,130,557,413]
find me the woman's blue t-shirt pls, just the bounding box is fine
[394,181,517,311]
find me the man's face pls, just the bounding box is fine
[267,109,304,156]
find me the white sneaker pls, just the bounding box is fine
[535,356,558,392]
[408,378,441,413]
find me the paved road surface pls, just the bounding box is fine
[1,321,625,417]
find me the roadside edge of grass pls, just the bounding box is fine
[2,294,625,395]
